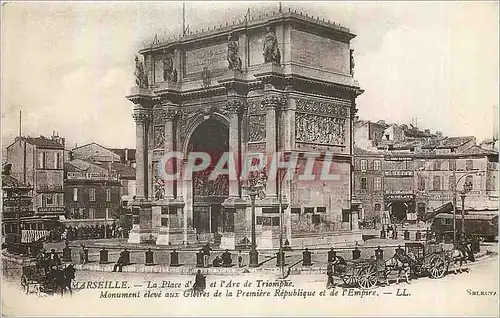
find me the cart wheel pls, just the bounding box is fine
[341,274,357,287]
[357,265,378,290]
[429,254,447,279]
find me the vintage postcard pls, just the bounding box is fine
[1,1,499,317]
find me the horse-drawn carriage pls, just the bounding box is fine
[331,240,468,290]
[20,262,76,297]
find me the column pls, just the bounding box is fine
[163,107,177,199]
[226,99,242,198]
[132,107,151,200]
[262,96,282,196]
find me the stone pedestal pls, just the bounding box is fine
[220,232,236,250]
[257,230,274,249]
[128,224,142,244]
[222,196,247,249]
[156,226,170,245]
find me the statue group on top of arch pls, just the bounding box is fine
[263,25,281,64]
[135,55,149,88]
[227,32,242,72]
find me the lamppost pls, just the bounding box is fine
[277,166,298,279]
[452,170,483,247]
[241,173,265,268]
[460,181,473,234]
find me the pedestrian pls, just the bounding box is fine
[202,243,212,268]
[79,244,87,264]
[112,250,127,272]
[238,251,243,268]
[193,269,206,292]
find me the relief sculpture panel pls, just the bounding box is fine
[153,125,165,149]
[295,98,349,118]
[295,113,346,145]
[248,115,266,142]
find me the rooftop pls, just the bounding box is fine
[141,8,353,53]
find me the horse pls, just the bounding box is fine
[50,264,76,297]
[449,241,474,274]
[382,251,415,285]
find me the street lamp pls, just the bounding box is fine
[277,165,300,279]
[460,181,473,234]
[241,172,265,268]
[452,170,483,247]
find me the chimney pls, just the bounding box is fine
[424,129,430,134]
[436,131,442,138]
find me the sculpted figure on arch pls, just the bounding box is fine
[263,25,281,64]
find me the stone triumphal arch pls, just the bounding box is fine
[127,10,364,248]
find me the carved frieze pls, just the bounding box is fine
[262,95,286,110]
[295,113,346,145]
[225,99,247,114]
[153,161,165,200]
[193,170,229,196]
[132,109,153,124]
[153,125,165,149]
[295,98,349,118]
[248,115,266,142]
[247,100,265,114]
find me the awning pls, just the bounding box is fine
[423,202,453,221]
[434,213,498,221]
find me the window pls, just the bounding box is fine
[304,207,314,214]
[433,176,441,191]
[361,177,367,190]
[418,176,425,191]
[432,176,441,191]
[449,160,456,171]
[373,160,381,171]
[272,217,280,226]
[105,208,109,219]
[374,204,381,213]
[341,209,350,222]
[374,177,382,190]
[312,214,321,226]
[38,152,45,169]
[466,160,473,171]
[449,176,456,191]
[89,188,96,201]
[42,194,53,207]
[465,175,473,190]
[88,208,95,219]
[433,161,440,170]
[106,188,111,202]
[54,152,61,169]
[73,188,78,202]
[442,176,449,190]
[316,207,326,213]
[492,175,497,190]
[417,203,426,215]
[291,208,301,214]
[360,160,367,171]
[441,218,447,226]
[441,161,449,171]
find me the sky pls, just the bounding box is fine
[1,1,499,150]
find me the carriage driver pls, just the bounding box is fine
[394,245,408,264]
[48,248,62,270]
[35,248,48,274]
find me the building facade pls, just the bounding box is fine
[64,159,122,226]
[354,119,499,226]
[127,10,364,248]
[6,133,66,222]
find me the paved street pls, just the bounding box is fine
[3,250,498,316]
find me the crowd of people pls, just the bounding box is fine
[47,223,131,243]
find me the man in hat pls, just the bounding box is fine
[48,248,61,271]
